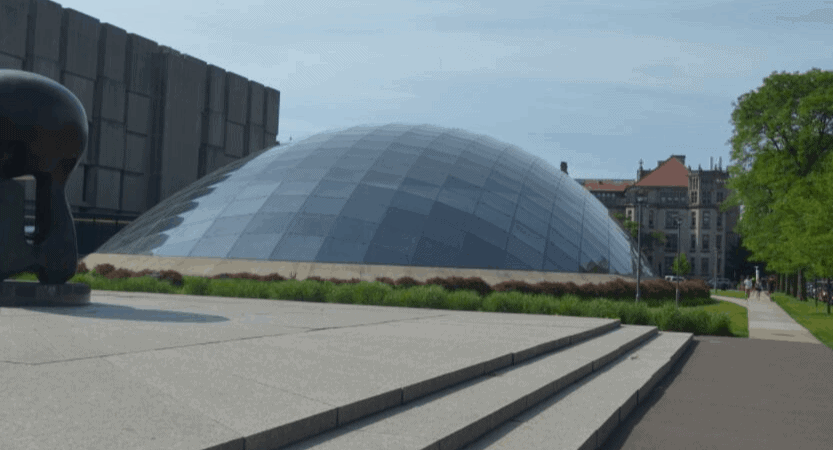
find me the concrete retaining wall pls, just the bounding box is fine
[0,0,280,221]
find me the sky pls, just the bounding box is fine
[59,0,833,180]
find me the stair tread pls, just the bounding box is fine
[462,331,693,450]
[284,325,659,450]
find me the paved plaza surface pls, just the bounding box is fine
[0,287,829,449]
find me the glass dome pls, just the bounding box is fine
[96,124,651,276]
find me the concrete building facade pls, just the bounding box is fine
[0,0,280,254]
[580,155,740,281]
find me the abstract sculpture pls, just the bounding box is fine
[0,69,88,285]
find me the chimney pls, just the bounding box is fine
[710,157,713,170]
[560,161,568,175]
[637,159,644,180]
[719,156,722,171]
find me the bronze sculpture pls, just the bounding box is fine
[0,69,88,285]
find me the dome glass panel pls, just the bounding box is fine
[96,124,653,276]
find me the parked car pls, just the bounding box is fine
[707,277,732,289]
[664,275,685,283]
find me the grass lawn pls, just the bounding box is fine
[10,270,742,337]
[698,300,749,337]
[714,289,748,299]
[771,293,833,350]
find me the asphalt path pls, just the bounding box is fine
[601,292,832,449]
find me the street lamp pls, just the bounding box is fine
[635,194,647,303]
[675,216,683,307]
[713,232,719,293]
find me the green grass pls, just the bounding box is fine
[9,270,744,337]
[698,300,749,337]
[771,292,833,350]
[714,289,748,299]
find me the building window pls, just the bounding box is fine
[665,234,678,252]
[717,212,722,227]
[627,209,632,220]
[691,211,696,227]
[649,210,654,228]
[717,191,724,203]
[717,257,722,276]
[702,234,710,251]
[665,256,675,274]
[690,191,698,203]
[716,235,722,250]
[665,211,678,229]
[701,257,709,275]
[702,211,710,229]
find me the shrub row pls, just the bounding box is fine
[70,264,732,336]
[78,263,709,302]
[81,262,186,287]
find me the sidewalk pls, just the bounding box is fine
[710,291,823,345]
[600,291,832,449]
[600,335,833,450]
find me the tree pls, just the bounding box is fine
[612,212,639,239]
[672,252,691,277]
[725,68,833,284]
[725,237,755,281]
[671,253,691,307]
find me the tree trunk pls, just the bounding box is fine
[792,273,798,297]
[798,269,803,301]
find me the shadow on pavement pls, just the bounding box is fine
[18,302,229,323]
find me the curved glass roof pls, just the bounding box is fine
[97,124,651,276]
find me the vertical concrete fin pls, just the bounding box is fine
[97,23,127,81]
[0,0,30,59]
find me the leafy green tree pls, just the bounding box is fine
[672,252,691,277]
[670,252,691,307]
[612,212,639,239]
[725,68,833,286]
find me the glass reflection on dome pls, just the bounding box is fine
[96,124,653,278]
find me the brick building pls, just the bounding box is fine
[580,155,739,280]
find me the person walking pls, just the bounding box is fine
[756,280,762,300]
[744,277,753,300]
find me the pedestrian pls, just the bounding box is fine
[756,280,762,299]
[744,276,753,299]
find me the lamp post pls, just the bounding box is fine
[675,216,682,307]
[713,233,719,293]
[635,195,646,303]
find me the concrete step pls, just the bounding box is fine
[282,325,661,450]
[462,331,693,450]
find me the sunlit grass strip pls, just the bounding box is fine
[714,289,748,299]
[771,293,833,351]
[10,271,737,337]
[698,301,749,337]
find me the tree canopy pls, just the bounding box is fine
[672,252,691,277]
[725,68,833,278]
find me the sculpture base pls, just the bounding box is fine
[0,280,91,307]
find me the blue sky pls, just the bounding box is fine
[60,0,833,179]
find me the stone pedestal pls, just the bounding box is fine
[0,280,91,307]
